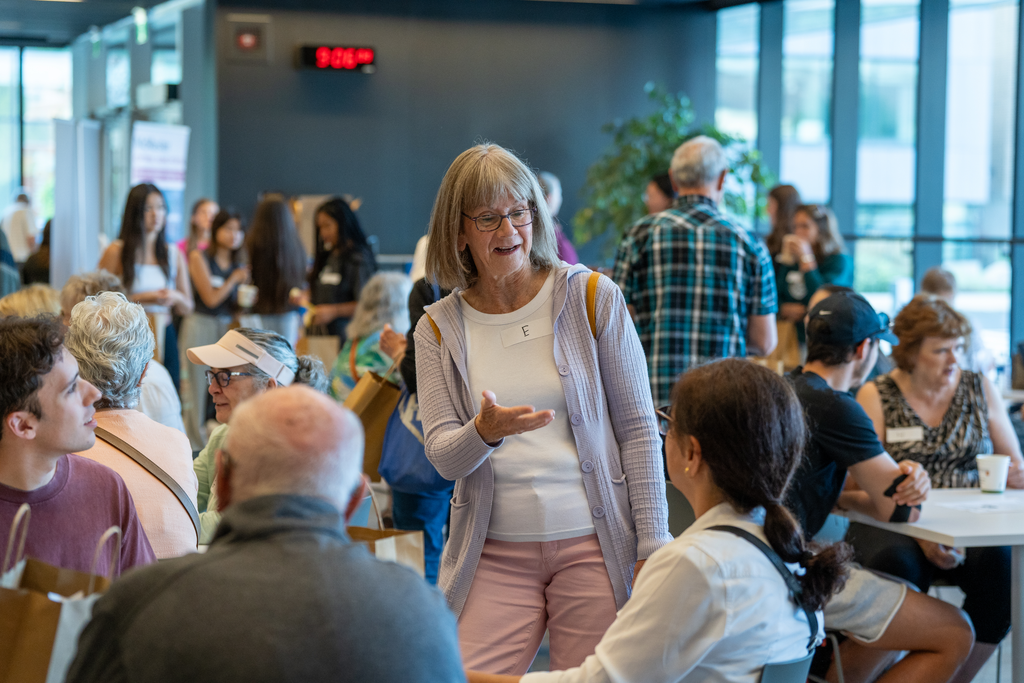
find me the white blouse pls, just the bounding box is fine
[523,503,821,683]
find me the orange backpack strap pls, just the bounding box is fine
[586,271,601,339]
[349,338,361,381]
[425,314,442,345]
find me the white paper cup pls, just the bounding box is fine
[977,454,1011,493]
[237,284,258,309]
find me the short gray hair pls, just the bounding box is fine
[345,272,412,341]
[234,327,330,394]
[425,143,560,291]
[670,135,729,189]
[65,291,154,409]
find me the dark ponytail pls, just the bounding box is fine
[670,359,852,611]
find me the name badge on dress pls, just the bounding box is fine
[319,271,342,285]
[500,317,554,348]
[209,275,225,287]
[887,426,924,443]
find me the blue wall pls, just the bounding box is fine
[216,0,717,264]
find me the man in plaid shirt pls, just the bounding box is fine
[612,136,778,407]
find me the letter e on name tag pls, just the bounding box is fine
[887,426,924,443]
[501,317,553,348]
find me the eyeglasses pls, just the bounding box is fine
[461,207,535,232]
[205,370,253,388]
[655,406,673,437]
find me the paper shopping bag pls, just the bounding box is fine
[343,364,402,482]
[346,490,425,577]
[300,326,341,370]
[0,505,121,683]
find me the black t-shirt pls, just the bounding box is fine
[786,367,885,538]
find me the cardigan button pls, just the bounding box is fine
[581,460,595,473]
[570,413,583,426]
[592,505,606,518]
[558,364,570,376]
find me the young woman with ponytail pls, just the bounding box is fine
[468,359,851,683]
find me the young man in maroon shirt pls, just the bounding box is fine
[0,315,155,576]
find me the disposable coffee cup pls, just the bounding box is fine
[977,454,1011,493]
[237,284,258,309]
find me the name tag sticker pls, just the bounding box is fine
[319,272,342,285]
[209,275,225,287]
[500,317,554,348]
[887,426,924,443]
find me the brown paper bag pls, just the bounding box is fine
[0,505,121,683]
[343,360,402,482]
[301,326,341,370]
[346,491,425,577]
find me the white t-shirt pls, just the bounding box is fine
[460,271,595,542]
[139,360,187,436]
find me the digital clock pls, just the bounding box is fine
[297,45,376,73]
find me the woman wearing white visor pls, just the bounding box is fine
[187,328,329,542]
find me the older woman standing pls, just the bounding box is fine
[67,292,199,559]
[852,294,1024,682]
[417,144,671,674]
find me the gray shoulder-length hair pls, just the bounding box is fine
[425,143,560,291]
[65,291,154,410]
[345,271,412,341]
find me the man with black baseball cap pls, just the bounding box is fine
[784,291,974,683]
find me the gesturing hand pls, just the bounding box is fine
[892,460,930,507]
[474,390,554,446]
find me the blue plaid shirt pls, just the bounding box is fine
[612,195,777,406]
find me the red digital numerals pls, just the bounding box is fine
[314,46,375,70]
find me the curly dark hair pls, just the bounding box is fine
[670,359,852,611]
[0,316,66,442]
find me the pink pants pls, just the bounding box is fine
[457,534,618,675]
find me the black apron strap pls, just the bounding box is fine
[708,525,819,652]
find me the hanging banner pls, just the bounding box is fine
[130,122,191,242]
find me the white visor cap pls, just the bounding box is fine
[185,329,295,387]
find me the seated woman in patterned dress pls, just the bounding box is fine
[850,294,1024,683]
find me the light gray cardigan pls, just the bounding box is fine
[415,262,672,618]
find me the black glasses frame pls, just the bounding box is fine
[461,207,536,233]
[205,370,253,388]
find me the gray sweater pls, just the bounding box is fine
[66,495,466,683]
[416,262,672,618]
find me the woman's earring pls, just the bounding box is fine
[684,467,690,474]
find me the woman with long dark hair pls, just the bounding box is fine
[99,183,193,387]
[179,210,250,448]
[469,359,852,683]
[308,197,377,342]
[244,197,308,346]
[177,197,219,257]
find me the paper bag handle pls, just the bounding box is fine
[2,503,30,574]
[87,526,123,595]
[368,485,384,531]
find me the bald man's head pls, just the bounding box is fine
[221,385,364,510]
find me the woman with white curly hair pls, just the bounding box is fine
[67,291,199,558]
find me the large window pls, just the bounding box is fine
[22,49,72,222]
[0,47,72,233]
[942,0,1019,368]
[0,49,19,212]
[853,0,920,315]
[715,4,760,143]
[780,0,835,204]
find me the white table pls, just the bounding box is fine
[842,488,1024,683]
[1002,388,1024,405]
